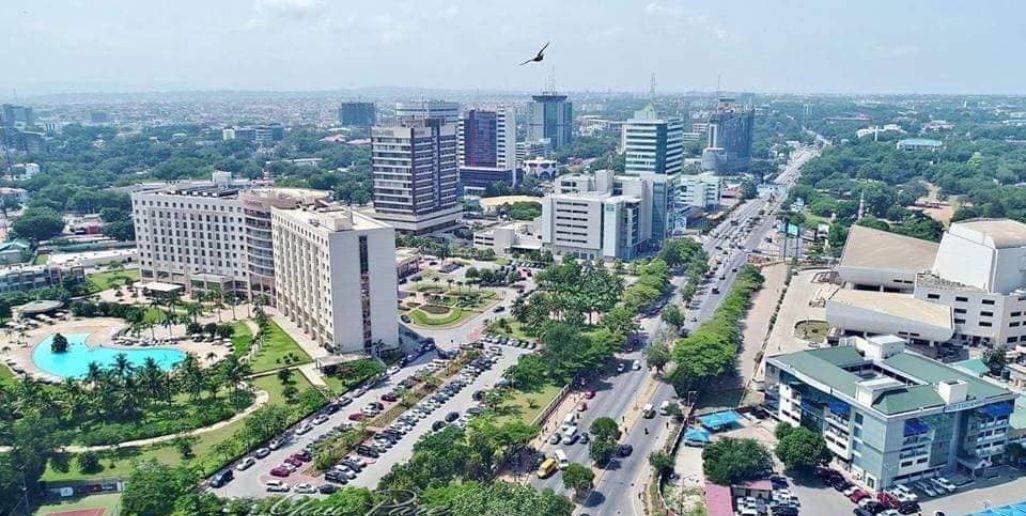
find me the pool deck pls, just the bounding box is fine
[1,317,229,382]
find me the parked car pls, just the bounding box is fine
[445,411,460,422]
[254,448,271,458]
[265,480,290,492]
[235,457,256,471]
[270,466,291,478]
[294,483,316,494]
[849,490,869,503]
[930,476,956,493]
[318,483,339,494]
[210,470,233,487]
[583,390,596,400]
[349,413,367,421]
[269,438,284,450]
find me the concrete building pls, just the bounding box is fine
[473,220,543,257]
[338,102,376,127]
[526,92,573,150]
[704,98,754,173]
[522,157,558,180]
[370,117,461,234]
[678,172,722,210]
[224,124,285,144]
[538,170,654,260]
[766,335,1015,491]
[394,100,460,124]
[621,105,685,176]
[830,220,1026,348]
[1,104,34,128]
[0,264,83,294]
[516,140,550,166]
[896,138,943,151]
[271,206,399,355]
[457,107,518,195]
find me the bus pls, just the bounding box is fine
[537,458,558,478]
[555,449,569,470]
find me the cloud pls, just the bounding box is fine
[245,0,324,28]
[886,44,921,57]
[644,1,685,17]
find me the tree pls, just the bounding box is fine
[661,305,685,329]
[561,463,594,498]
[51,333,69,353]
[77,451,101,473]
[702,438,772,486]
[775,425,832,472]
[983,344,1009,375]
[121,459,200,516]
[645,341,671,372]
[740,179,758,200]
[173,435,198,459]
[11,207,65,241]
[504,354,548,391]
[649,451,675,477]
[419,481,572,516]
[589,417,620,443]
[589,438,617,466]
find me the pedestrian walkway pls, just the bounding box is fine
[299,362,328,389]
[267,309,329,359]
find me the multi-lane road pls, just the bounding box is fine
[531,146,818,515]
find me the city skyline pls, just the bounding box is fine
[1,0,1024,97]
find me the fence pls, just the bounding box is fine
[530,383,571,427]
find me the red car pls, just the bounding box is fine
[583,390,595,400]
[349,413,367,421]
[284,456,303,467]
[269,466,291,477]
[876,492,899,509]
[293,450,311,462]
[848,489,869,503]
[381,392,398,402]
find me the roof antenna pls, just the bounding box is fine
[649,72,656,104]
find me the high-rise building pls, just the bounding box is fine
[394,100,460,124]
[272,206,399,355]
[526,92,573,149]
[371,118,460,234]
[1,104,34,128]
[704,98,754,173]
[621,105,685,176]
[338,102,376,127]
[457,107,518,195]
[89,111,111,124]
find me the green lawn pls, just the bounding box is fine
[231,321,253,358]
[42,375,320,483]
[85,269,140,293]
[33,254,49,265]
[409,307,467,327]
[33,493,121,516]
[0,363,15,386]
[484,318,532,341]
[249,320,312,373]
[493,382,562,426]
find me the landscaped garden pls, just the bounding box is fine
[85,268,140,294]
[247,320,312,373]
[794,320,829,343]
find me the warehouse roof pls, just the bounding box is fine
[829,289,952,330]
[839,225,938,272]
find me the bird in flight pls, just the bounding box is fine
[520,42,550,65]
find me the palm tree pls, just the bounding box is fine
[86,362,103,388]
[225,293,238,320]
[113,353,132,380]
[209,285,225,323]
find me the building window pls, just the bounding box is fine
[1012,312,1023,317]
[927,293,940,300]
[981,311,994,317]
[854,413,863,425]
[980,321,993,327]
[956,296,969,302]
[983,299,996,305]
[955,308,967,314]
[955,318,966,324]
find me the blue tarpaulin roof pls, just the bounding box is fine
[685,428,712,443]
[978,401,1015,418]
[699,410,741,431]
[903,418,930,437]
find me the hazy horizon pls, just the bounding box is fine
[2,0,1024,98]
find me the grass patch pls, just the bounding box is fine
[33,254,48,265]
[409,307,466,327]
[794,320,828,343]
[484,318,532,341]
[42,375,321,483]
[492,382,562,426]
[249,320,313,373]
[85,269,140,293]
[414,283,445,293]
[231,321,253,358]
[0,363,15,386]
[420,304,451,315]
[32,493,121,516]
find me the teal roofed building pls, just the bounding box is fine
[0,240,30,265]
[766,334,1015,493]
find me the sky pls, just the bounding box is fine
[1,0,1023,97]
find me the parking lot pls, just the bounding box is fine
[208,342,529,498]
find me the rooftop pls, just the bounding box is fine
[770,338,1012,416]
[273,206,390,232]
[839,225,938,272]
[951,218,1026,249]
[829,289,953,330]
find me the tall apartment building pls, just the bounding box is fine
[703,98,754,173]
[457,107,518,195]
[830,219,1026,349]
[1,104,34,128]
[766,335,1014,491]
[271,206,399,355]
[338,102,376,127]
[526,92,573,150]
[394,100,460,124]
[539,170,654,260]
[678,172,722,209]
[371,118,460,234]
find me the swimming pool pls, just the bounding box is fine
[32,333,186,379]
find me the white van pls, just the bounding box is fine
[562,412,578,426]
[642,403,656,419]
[555,449,569,469]
[659,400,673,416]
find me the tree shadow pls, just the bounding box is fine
[581,489,607,508]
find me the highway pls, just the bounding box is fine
[531,146,817,515]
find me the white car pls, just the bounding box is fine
[312,414,329,425]
[296,424,313,435]
[632,360,642,370]
[268,439,284,450]
[332,465,357,479]
[254,448,271,458]
[294,483,316,494]
[235,457,256,471]
[387,365,400,375]
[265,480,290,493]
[931,476,956,493]
[915,481,937,497]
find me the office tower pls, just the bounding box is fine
[371,117,460,234]
[272,206,399,355]
[526,92,573,149]
[394,100,460,124]
[1,104,34,128]
[225,124,285,144]
[621,105,685,176]
[338,102,376,127]
[89,111,111,124]
[457,107,518,195]
[704,97,754,173]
